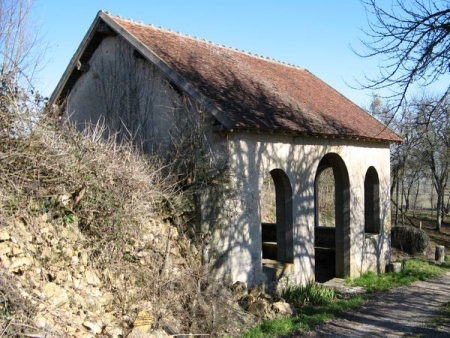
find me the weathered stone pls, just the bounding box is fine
[71,292,88,309]
[62,245,74,258]
[73,332,94,338]
[42,282,69,308]
[258,292,273,303]
[80,251,88,266]
[13,218,32,242]
[128,327,153,338]
[40,226,50,235]
[231,281,247,299]
[386,262,402,273]
[41,247,53,260]
[58,194,71,207]
[133,310,154,333]
[0,255,11,268]
[248,284,263,297]
[34,314,55,330]
[9,256,33,271]
[83,320,103,334]
[105,326,124,338]
[0,242,11,255]
[136,250,148,257]
[100,291,114,307]
[73,277,83,289]
[86,287,102,299]
[40,213,49,222]
[148,329,171,337]
[239,294,256,310]
[64,325,79,336]
[247,299,270,317]
[55,269,70,283]
[11,244,24,256]
[272,301,297,317]
[0,229,10,241]
[61,228,79,243]
[435,245,445,262]
[85,269,101,286]
[72,255,79,265]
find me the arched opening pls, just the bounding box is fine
[317,167,335,227]
[365,166,380,234]
[261,169,293,263]
[314,154,350,282]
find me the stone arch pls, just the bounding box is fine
[364,166,380,234]
[261,169,293,263]
[314,153,350,281]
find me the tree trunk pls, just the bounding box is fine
[395,171,400,227]
[413,179,420,217]
[436,189,443,231]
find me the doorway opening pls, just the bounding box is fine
[314,154,350,282]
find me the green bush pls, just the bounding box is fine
[391,225,430,255]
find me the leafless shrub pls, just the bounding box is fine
[0,101,257,336]
[0,268,49,337]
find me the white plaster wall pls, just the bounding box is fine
[62,34,392,287]
[210,132,391,286]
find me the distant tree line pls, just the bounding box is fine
[370,94,449,231]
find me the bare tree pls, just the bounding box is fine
[369,94,414,225]
[413,96,450,231]
[0,0,46,142]
[0,0,42,90]
[357,0,450,112]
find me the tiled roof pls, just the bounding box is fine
[54,11,402,143]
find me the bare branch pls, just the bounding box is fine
[356,0,450,114]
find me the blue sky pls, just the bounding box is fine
[31,0,445,109]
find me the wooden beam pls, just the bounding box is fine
[76,60,90,73]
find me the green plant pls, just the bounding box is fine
[243,295,364,338]
[0,294,14,319]
[62,212,75,224]
[283,281,337,307]
[349,258,450,293]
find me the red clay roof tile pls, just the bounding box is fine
[67,12,403,142]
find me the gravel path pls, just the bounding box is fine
[302,272,450,337]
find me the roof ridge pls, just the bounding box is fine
[101,10,305,71]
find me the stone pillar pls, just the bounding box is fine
[386,262,402,273]
[435,245,445,262]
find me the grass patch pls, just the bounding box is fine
[243,295,365,338]
[349,258,450,293]
[283,281,337,307]
[245,258,450,337]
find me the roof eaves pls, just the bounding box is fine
[221,126,400,144]
[99,12,234,130]
[49,12,108,106]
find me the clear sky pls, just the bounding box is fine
[30,0,445,109]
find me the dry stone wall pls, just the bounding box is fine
[0,210,179,337]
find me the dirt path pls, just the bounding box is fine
[301,272,450,337]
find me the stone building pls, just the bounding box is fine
[50,11,402,287]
